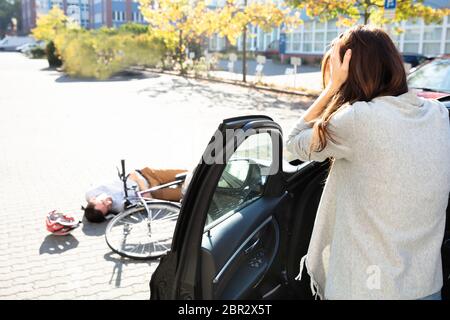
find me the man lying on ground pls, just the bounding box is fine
[83,167,190,223]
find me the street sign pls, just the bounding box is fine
[255,64,264,73]
[384,0,396,10]
[291,57,302,66]
[256,55,266,64]
[229,53,237,62]
[227,61,234,72]
[189,52,195,59]
[384,10,396,20]
[285,68,294,75]
[384,0,396,20]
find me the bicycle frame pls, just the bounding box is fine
[127,180,184,219]
[119,160,184,221]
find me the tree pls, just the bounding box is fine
[32,6,78,67]
[0,0,21,37]
[139,0,300,80]
[31,6,74,42]
[287,0,449,26]
[212,0,301,82]
[139,0,218,74]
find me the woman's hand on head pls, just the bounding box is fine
[327,40,352,94]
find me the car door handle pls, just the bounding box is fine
[244,238,260,255]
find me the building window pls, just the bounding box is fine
[422,43,441,55]
[326,31,338,43]
[403,43,419,53]
[302,21,313,53]
[404,28,421,41]
[130,11,144,22]
[421,24,442,55]
[291,32,301,51]
[94,13,102,24]
[209,34,218,51]
[113,11,125,22]
[423,26,441,41]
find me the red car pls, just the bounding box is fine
[408,54,450,101]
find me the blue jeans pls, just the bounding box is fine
[417,291,442,300]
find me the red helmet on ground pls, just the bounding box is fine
[46,210,80,236]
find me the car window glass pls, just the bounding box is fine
[204,132,273,230]
[408,59,450,93]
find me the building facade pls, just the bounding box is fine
[21,0,145,33]
[90,0,145,29]
[21,0,449,57]
[210,0,450,58]
[22,0,90,31]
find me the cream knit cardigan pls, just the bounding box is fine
[286,91,450,300]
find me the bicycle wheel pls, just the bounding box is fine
[105,201,180,260]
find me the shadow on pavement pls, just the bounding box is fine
[40,66,58,71]
[138,77,312,113]
[39,234,79,255]
[104,251,156,289]
[54,70,160,83]
[81,217,108,236]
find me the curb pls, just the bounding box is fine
[140,67,320,99]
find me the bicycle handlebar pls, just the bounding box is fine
[120,159,131,206]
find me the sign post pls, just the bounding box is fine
[383,0,397,20]
[290,57,302,88]
[255,55,266,82]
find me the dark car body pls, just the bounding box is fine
[262,40,279,59]
[150,99,450,300]
[402,53,430,68]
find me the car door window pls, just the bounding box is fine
[204,131,273,230]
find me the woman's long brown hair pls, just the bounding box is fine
[310,25,408,155]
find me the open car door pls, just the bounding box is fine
[150,115,290,300]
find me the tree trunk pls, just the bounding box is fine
[242,24,247,83]
[179,29,185,75]
[242,0,248,83]
[364,9,369,25]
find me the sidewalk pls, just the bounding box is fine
[0,52,314,300]
[213,59,323,94]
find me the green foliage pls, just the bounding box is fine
[118,22,149,35]
[29,46,45,59]
[288,0,449,26]
[32,6,73,42]
[54,28,166,80]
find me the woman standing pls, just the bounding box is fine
[286,25,450,300]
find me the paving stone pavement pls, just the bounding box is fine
[0,52,313,299]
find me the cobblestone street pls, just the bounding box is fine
[0,52,313,299]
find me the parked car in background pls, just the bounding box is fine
[408,55,450,100]
[17,41,45,55]
[0,36,36,51]
[402,53,430,68]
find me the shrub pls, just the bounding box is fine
[46,40,62,67]
[54,29,166,80]
[29,47,46,59]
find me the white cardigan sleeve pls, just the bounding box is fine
[286,104,356,162]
